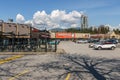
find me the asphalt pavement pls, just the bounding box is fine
[0,41,120,80]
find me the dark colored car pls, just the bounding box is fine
[88,39,100,43]
[106,39,118,44]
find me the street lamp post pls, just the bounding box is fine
[55,32,57,52]
[38,24,47,52]
[18,32,21,51]
[11,31,15,52]
[45,29,47,52]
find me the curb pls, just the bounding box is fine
[0,49,66,55]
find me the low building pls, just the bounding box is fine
[0,21,53,52]
[50,32,90,40]
[90,34,105,39]
[106,31,120,39]
[90,31,120,39]
[75,33,90,39]
[31,28,50,39]
[0,22,30,38]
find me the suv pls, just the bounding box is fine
[94,42,116,50]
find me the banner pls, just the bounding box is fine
[56,32,75,38]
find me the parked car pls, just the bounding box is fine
[89,40,104,48]
[88,39,100,43]
[76,39,88,43]
[89,42,100,48]
[106,39,118,44]
[72,39,76,43]
[94,42,116,50]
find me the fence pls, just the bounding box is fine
[0,38,58,52]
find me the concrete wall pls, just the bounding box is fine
[1,22,30,38]
[17,24,30,38]
[3,23,17,34]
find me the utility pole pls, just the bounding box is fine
[45,29,47,52]
[12,31,15,52]
[55,32,57,52]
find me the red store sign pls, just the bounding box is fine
[56,33,75,38]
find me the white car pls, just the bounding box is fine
[94,42,116,50]
[89,42,99,48]
[89,40,106,48]
[76,40,88,43]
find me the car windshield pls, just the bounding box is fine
[95,42,103,45]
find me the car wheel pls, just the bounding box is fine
[98,47,102,50]
[111,46,115,50]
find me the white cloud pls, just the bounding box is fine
[33,11,49,24]
[17,10,84,30]
[16,14,25,23]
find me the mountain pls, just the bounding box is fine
[50,28,65,32]
[75,27,80,30]
[67,27,80,30]
[49,27,80,32]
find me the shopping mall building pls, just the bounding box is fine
[50,32,90,40]
[0,21,51,52]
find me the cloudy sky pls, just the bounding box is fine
[0,0,120,29]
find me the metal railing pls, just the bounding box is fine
[0,31,58,52]
[0,39,58,52]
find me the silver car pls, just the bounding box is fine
[76,40,88,43]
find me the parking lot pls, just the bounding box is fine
[0,41,120,80]
[58,41,120,59]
